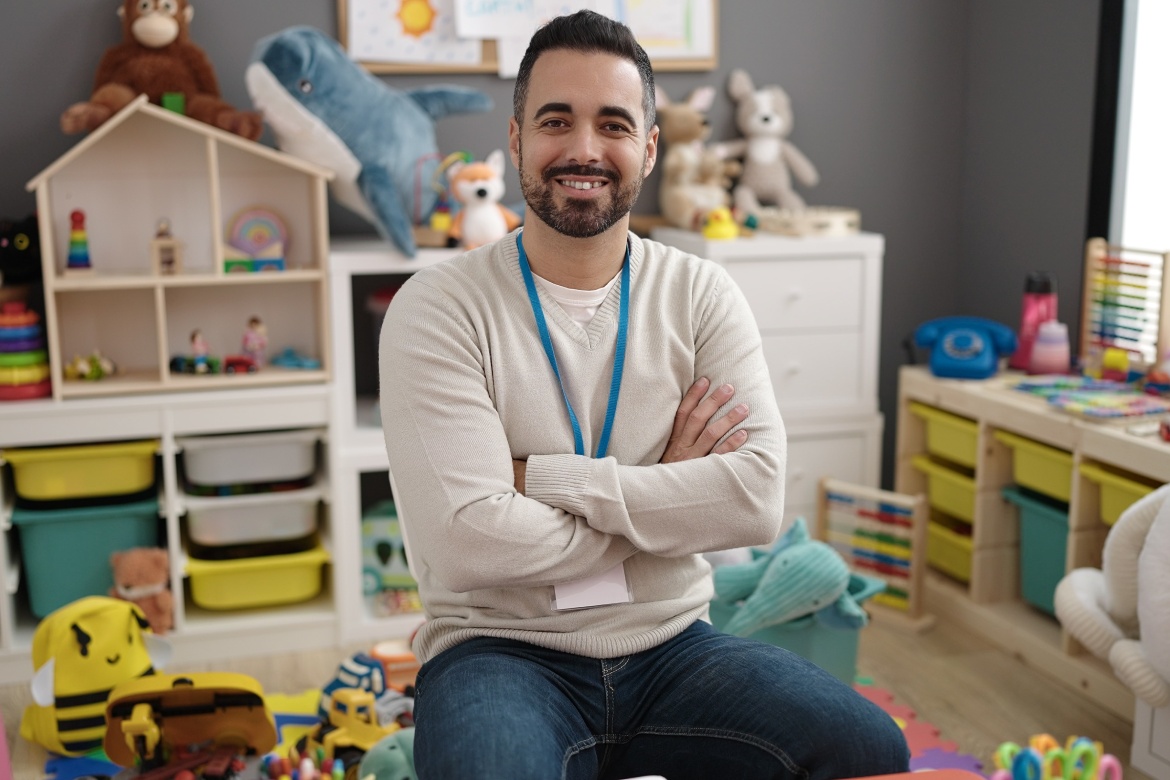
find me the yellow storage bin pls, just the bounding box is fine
[927,518,973,583]
[908,402,979,468]
[911,454,976,522]
[1079,463,1161,526]
[3,440,158,501]
[994,431,1072,503]
[186,545,329,610]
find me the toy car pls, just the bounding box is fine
[169,354,222,374]
[270,347,321,370]
[223,354,258,374]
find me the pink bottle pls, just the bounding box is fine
[1009,272,1058,371]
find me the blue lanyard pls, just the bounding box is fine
[516,231,630,459]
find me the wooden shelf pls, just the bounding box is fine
[52,269,324,291]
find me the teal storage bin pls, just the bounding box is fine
[12,499,160,618]
[709,573,884,684]
[1002,486,1068,616]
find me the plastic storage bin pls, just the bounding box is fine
[926,515,973,583]
[1002,486,1068,615]
[184,487,321,546]
[3,440,157,502]
[708,573,884,684]
[911,454,976,522]
[994,431,1073,503]
[908,402,979,468]
[185,544,329,610]
[178,429,320,486]
[1079,463,1160,526]
[12,499,160,617]
[361,500,415,594]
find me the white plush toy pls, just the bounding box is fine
[713,68,819,216]
[446,149,521,250]
[1054,483,1170,707]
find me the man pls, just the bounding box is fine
[380,10,909,779]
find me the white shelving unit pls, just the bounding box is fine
[327,239,459,645]
[651,228,886,520]
[0,385,336,683]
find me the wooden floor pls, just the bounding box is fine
[1,619,1150,779]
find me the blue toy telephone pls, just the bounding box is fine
[914,316,1018,379]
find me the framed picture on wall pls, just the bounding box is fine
[337,0,718,76]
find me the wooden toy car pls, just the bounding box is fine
[223,354,258,374]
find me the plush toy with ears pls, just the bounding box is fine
[61,0,262,140]
[712,68,819,216]
[109,547,174,635]
[1055,484,1170,707]
[654,85,739,231]
[446,150,521,250]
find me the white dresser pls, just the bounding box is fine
[651,228,885,522]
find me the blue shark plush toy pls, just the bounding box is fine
[246,27,493,257]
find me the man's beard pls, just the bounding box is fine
[518,144,646,238]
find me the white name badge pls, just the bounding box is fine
[553,561,631,610]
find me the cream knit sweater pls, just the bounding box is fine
[379,230,787,663]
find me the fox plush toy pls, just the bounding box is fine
[447,150,521,250]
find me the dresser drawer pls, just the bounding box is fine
[761,332,863,411]
[785,428,874,510]
[726,257,863,331]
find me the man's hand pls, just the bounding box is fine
[661,377,749,463]
[513,458,527,494]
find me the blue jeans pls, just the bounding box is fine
[412,620,909,779]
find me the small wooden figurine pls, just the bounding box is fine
[241,315,268,364]
[150,218,183,275]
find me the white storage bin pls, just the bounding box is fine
[184,486,322,546]
[177,429,321,486]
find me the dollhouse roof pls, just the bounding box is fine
[26,94,334,190]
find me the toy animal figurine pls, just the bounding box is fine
[109,547,174,635]
[359,728,417,780]
[701,207,740,240]
[61,0,262,141]
[1055,484,1170,707]
[246,26,493,257]
[712,68,819,216]
[20,596,171,756]
[654,85,739,231]
[446,150,521,250]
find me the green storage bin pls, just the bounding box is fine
[709,573,884,684]
[12,499,160,618]
[1002,486,1068,615]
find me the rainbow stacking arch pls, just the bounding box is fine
[227,207,288,257]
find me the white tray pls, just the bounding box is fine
[184,486,321,546]
[177,428,322,486]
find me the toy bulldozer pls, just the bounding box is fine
[103,672,277,779]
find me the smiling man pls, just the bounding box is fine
[379,10,910,780]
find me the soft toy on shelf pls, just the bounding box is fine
[246,26,493,257]
[61,0,262,141]
[654,85,739,231]
[446,150,521,250]
[712,68,819,217]
[109,547,174,635]
[1055,484,1170,707]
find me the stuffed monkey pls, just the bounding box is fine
[61,0,262,141]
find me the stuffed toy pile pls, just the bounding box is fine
[246,26,494,257]
[61,0,261,141]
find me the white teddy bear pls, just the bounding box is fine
[1055,483,1170,707]
[713,68,819,216]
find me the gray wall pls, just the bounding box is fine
[0,1,1101,488]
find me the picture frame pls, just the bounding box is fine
[337,0,718,75]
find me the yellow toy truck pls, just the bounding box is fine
[297,687,401,777]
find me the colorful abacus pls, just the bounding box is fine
[0,302,50,400]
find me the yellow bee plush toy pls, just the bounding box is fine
[20,596,171,756]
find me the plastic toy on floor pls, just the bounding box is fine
[359,728,417,780]
[20,596,171,756]
[990,735,1121,780]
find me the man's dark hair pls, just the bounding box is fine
[513,10,655,130]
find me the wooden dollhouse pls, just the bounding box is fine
[24,95,334,399]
